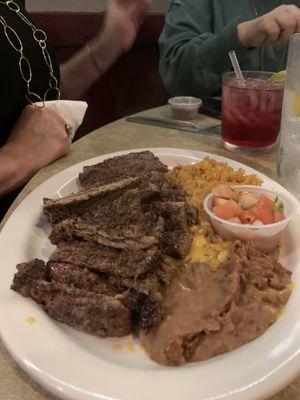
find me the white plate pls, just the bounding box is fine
[1,148,300,400]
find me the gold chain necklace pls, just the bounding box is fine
[251,0,287,72]
[0,0,60,106]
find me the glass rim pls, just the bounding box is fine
[290,32,300,40]
[223,70,277,77]
[222,71,285,88]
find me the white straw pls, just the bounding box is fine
[229,50,245,83]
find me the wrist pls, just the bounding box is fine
[1,142,38,178]
[85,43,102,79]
[89,31,121,75]
[0,144,36,196]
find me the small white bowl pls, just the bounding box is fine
[203,185,297,252]
[168,96,202,120]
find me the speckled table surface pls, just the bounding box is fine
[0,107,299,400]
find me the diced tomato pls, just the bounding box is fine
[274,211,285,223]
[228,217,242,224]
[251,204,274,225]
[212,197,228,207]
[238,192,259,209]
[213,200,241,220]
[257,194,274,212]
[212,184,238,200]
[239,210,256,224]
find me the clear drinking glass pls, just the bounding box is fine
[222,71,284,153]
[278,34,300,200]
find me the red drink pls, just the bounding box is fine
[222,72,284,152]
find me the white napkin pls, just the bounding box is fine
[34,100,88,142]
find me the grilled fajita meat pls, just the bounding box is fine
[11,260,132,337]
[44,177,140,224]
[49,216,163,250]
[50,241,161,279]
[160,231,193,259]
[79,150,168,189]
[12,151,197,341]
[48,188,166,248]
[46,260,117,296]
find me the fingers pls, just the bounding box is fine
[112,0,151,14]
[244,5,300,48]
[138,0,152,12]
[263,5,300,45]
[258,18,281,45]
[276,25,296,46]
[272,6,299,45]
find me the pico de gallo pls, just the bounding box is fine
[211,185,285,225]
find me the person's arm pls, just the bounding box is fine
[0,106,69,197]
[60,0,151,100]
[0,146,33,196]
[159,1,300,98]
[159,0,254,97]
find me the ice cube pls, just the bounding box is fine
[248,91,259,111]
[259,91,267,113]
[267,91,277,114]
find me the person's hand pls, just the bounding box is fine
[103,0,152,54]
[60,0,152,100]
[89,0,152,69]
[5,105,70,172]
[238,5,300,48]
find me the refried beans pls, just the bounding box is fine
[140,241,292,366]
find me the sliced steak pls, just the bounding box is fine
[151,201,197,258]
[138,170,166,192]
[79,151,168,189]
[132,291,164,329]
[50,241,161,279]
[11,151,196,339]
[160,231,193,259]
[161,188,186,202]
[49,188,165,249]
[46,261,117,296]
[11,259,47,298]
[44,177,139,224]
[11,260,131,337]
[101,257,176,329]
[49,217,163,250]
[150,202,197,231]
[151,201,189,231]
[107,274,164,329]
[186,205,198,225]
[156,256,179,286]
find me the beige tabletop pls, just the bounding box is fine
[0,106,299,400]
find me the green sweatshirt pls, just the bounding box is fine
[159,0,299,97]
